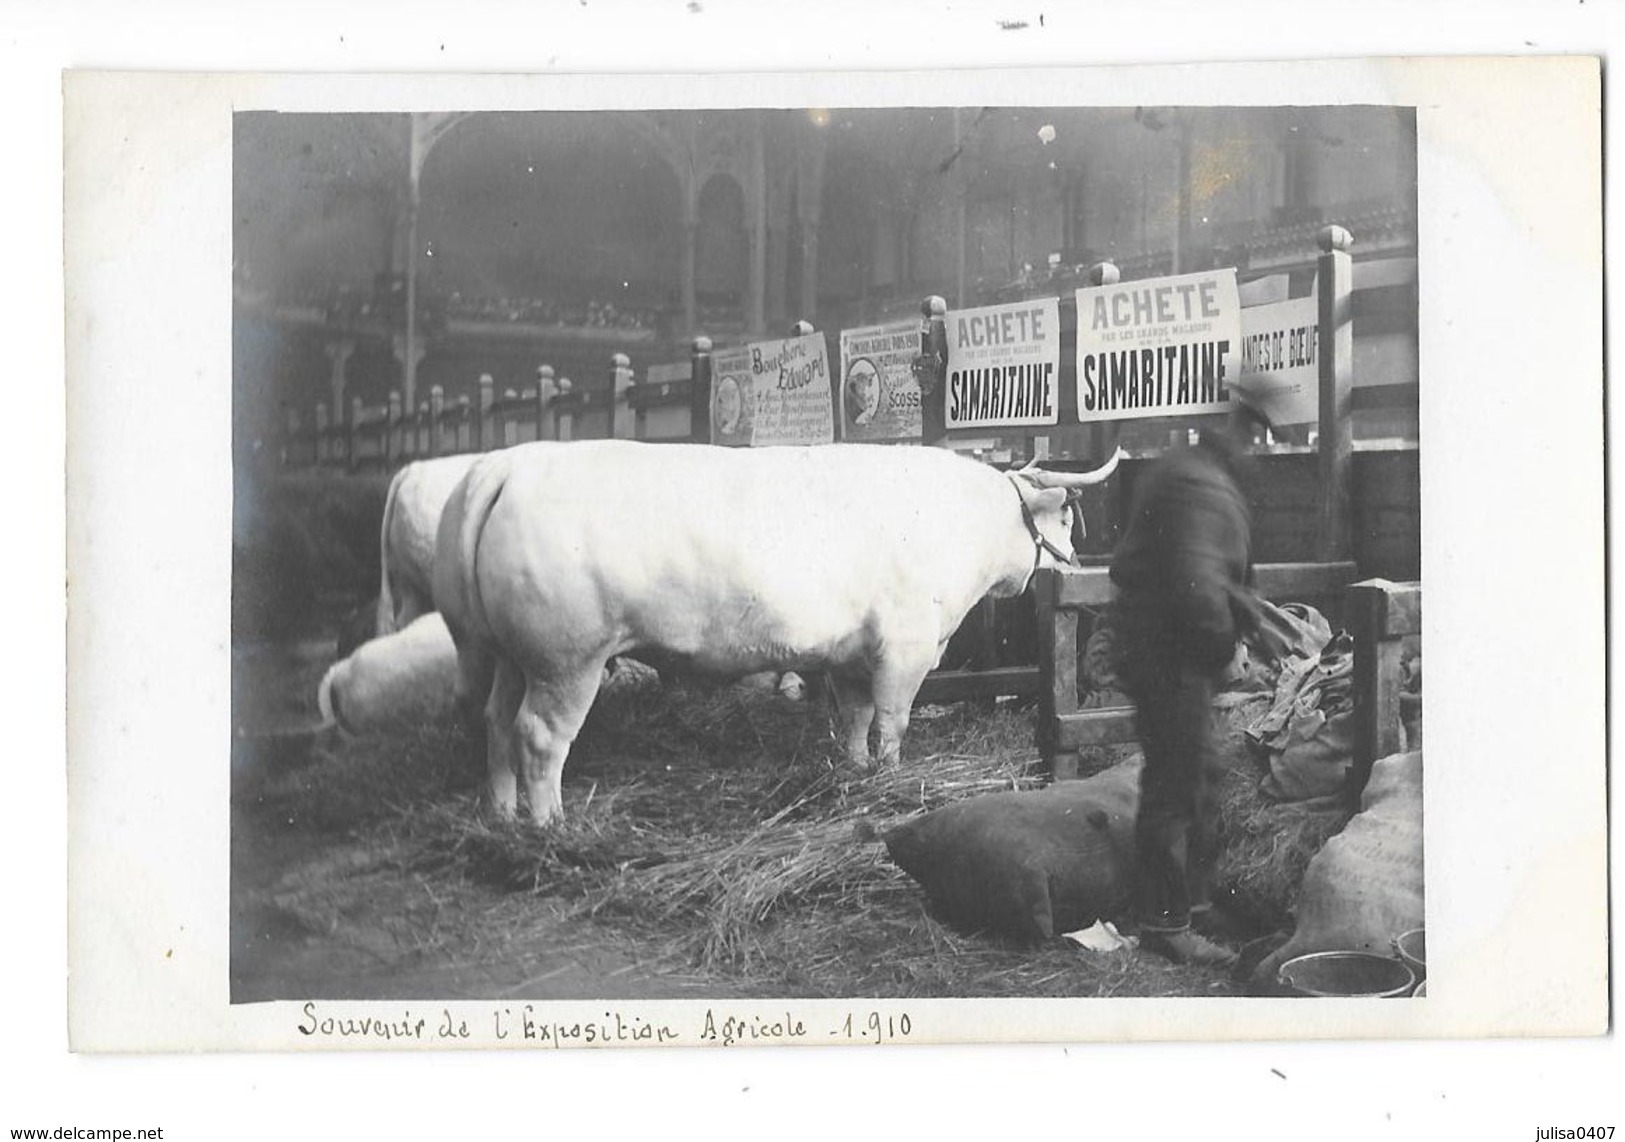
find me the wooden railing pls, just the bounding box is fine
[1347,578,1422,799]
[1034,561,1360,781]
[281,349,708,471]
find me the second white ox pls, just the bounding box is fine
[435,439,1124,824]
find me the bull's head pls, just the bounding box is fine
[1007,446,1128,573]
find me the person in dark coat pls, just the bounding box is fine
[1110,409,1265,966]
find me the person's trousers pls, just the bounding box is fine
[1116,608,1225,934]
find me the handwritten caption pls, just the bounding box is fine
[296,1002,914,1048]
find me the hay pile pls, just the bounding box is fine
[245,664,1339,997]
[1209,694,1352,931]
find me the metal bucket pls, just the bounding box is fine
[1393,928,1426,983]
[1277,951,1417,998]
[1413,980,1427,998]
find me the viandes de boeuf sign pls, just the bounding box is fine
[944,297,1061,430]
[1074,268,1243,422]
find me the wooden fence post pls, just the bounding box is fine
[501,388,518,447]
[556,377,575,442]
[918,295,948,446]
[456,394,472,452]
[428,385,444,456]
[611,352,636,440]
[281,404,300,469]
[477,373,495,451]
[1347,578,1421,803]
[313,403,329,465]
[536,364,556,441]
[387,391,403,465]
[689,335,713,444]
[1317,224,1355,562]
[1033,568,1083,781]
[349,396,363,472]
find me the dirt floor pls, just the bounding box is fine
[231,625,1323,1005]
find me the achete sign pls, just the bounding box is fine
[1074,268,1242,422]
[944,297,1061,430]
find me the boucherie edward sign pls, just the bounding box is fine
[943,297,1061,430]
[1074,268,1242,421]
[710,331,835,447]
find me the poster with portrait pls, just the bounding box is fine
[708,345,754,446]
[838,320,922,442]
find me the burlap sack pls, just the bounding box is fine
[1253,750,1424,988]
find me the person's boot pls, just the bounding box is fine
[1140,927,1237,967]
[1189,903,1239,940]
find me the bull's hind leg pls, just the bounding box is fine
[482,657,525,819]
[512,662,607,826]
[871,648,936,766]
[451,634,496,744]
[826,669,876,768]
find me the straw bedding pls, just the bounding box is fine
[242,667,1342,996]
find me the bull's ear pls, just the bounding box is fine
[1031,486,1069,514]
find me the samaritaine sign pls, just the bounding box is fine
[1074,268,1242,422]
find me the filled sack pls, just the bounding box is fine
[882,762,1141,942]
[1253,750,1424,988]
[1248,631,1357,801]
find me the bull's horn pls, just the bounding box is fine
[1019,445,1127,489]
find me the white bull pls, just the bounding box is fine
[376,454,482,636]
[434,439,1124,824]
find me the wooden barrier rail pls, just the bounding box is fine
[281,342,715,472]
[1034,560,1360,780]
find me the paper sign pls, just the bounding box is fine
[1074,268,1242,421]
[710,332,834,447]
[838,320,922,441]
[1231,294,1321,426]
[944,297,1061,429]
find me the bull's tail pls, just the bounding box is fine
[438,453,512,723]
[455,453,511,643]
[375,463,410,636]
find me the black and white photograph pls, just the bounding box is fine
[51,50,1608,1137]
[229,104,1425,1008]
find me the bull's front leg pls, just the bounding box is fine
[870,644,937,766]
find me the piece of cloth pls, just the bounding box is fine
[1110,441,1256,934]
[1061,920,1136,952]
[1250,599,1334,665]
